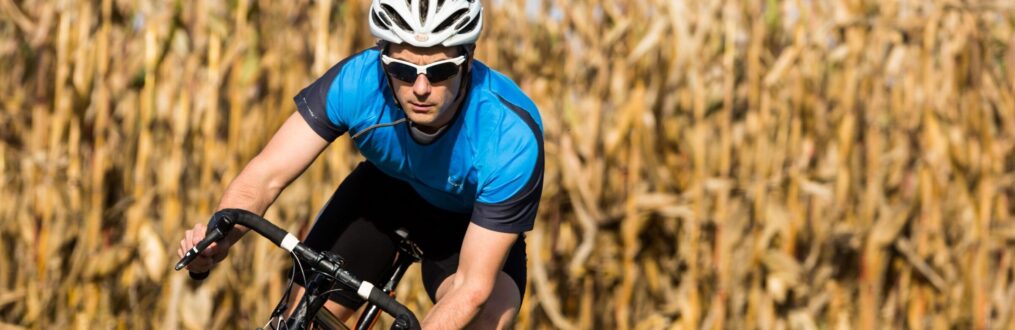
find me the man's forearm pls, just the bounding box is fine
[421,286,486,329]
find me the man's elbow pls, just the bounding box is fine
[244,154,288,194]
[458,283,494,310]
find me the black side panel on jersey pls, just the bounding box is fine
[470,95,544,233]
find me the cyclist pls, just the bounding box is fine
[176,0,543,328]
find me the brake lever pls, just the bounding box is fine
[174,227,226,271]
[174,213,237,271]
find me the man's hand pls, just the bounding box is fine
[176,222,233,273]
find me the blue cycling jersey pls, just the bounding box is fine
[294,47,544,233]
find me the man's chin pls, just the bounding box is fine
[405,112,435,125]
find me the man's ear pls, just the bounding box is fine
[464,44,476,73]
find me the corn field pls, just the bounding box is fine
[1,0,1014,329]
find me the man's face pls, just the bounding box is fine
[385,44,466,131]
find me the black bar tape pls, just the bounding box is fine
[219,208,288,246]
[367,287,420,330]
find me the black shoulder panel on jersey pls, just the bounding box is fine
[293,47,378,142]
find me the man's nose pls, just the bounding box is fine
[412,74,431,96]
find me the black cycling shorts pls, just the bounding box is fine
[293,161,527,309]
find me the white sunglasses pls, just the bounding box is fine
[381,54,466,83]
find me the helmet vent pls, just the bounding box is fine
[372,11,387,29]
[434,8,467,34]
[436,0,445,11]
[456,9,480,34]
[381,4,412,31]
[419,0,429,25]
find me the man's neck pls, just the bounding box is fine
[409,121,447,144]
[413,122,445,134]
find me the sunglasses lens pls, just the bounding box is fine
[384,56,463,83]
[425,62,461,83]
[386,62,419,83]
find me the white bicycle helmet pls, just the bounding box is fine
[369,0,483,47]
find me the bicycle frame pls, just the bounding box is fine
[286,262,343,329]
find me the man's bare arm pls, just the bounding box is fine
[177,112,330,272]
[421,222,517,329]
[216,112,331,242]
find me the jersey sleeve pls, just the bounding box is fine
[293,50,374,141]
[471,103,545,233]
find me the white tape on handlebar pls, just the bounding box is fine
[357,281,375,300]
[280,234,299,252]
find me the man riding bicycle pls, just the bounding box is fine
[176,0,543,328]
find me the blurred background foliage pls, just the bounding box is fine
[1,0,1014,329]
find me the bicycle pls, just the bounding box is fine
[175,208,423,330]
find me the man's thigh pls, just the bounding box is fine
[294,162,406,309]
